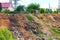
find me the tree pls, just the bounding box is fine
[27,3,40,13]
[39,8,46,13]
[15,5,24,13]
[0,3,2,12]
[57,9,60,13]
[45,8,52,13]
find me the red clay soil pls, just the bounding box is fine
[0,14,10,28]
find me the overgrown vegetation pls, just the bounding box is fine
[43,18,49,23]
[4,9,10,14]
[15,5,24,13]
[35,24,44,36]
[48,38,53,40]
[58,38,60,40]
[0,3,2,12]
[26,15,34,22]
[26,3,40,13]
[0,28,16,40]
[0,2,59,14]
[50,27,60,36]
[39,8,46,13]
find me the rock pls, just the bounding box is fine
[41,38,45,40]
[36,38,41,40]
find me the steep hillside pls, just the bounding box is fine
[0,14,60,40]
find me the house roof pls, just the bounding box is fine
[1,3,10,8]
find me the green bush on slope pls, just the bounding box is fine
[0,28,15,40]
[58,38,60,40]
[48,38,53,40]
[26,16,34,22]
[43,18,49,23]
[50,27,60,36]
[4,10,10,14]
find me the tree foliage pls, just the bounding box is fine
[15,5,24,13]
[4,9,10,14]
[45,8,52,13]
[0,3,2,12]
[27,3,40,13]
[39,8,46,13]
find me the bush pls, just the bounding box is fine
[48,38,53,40]
[4,9,10,14]
[53,11,58,13]
[15,5,24,13]
[58,38,60,40]
[26,16,34,22]
[0,3,2,12]
[27,3,40,13]
[50,27,60,35]
[39,8,46,13]
[45,8,52,13]
[0,28,15,40]
[43,18,49,23]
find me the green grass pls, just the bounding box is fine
[35,15,40,19]
[43,18,49,23]
[39,30,44,35]
[0,28,16,40]
[50,27,60,36]
[26,15,34,22]
[57,38,60,40]
[36,29,44,37]
[48,38,53,40]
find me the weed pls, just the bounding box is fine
[43,18,49,23]
[48,38,53,40]
[0,28,16,40]
[26,16,34,22]
[50,27,60,36]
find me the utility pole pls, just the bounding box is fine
[49,3,51,13]
[58,0,60,13]
[9,0,13,8]
[13,0,19,8]
[58,0,60,9]
[49,3,50,9]
[9,0,20,9]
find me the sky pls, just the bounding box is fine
[0,0,58,9]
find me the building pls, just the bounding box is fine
[0,2,10,11]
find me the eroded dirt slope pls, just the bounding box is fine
[0,14,60,40]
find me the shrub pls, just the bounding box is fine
[26,16,34,22]
[0,28,15,40]
[45,8,52,13]
[39,8,46,13]
[4,9,10,14]
[50,27,60,36]
[43,18,49,23]
[58,38,60,40]
[48,38,53,40]
[53,11,58,14]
